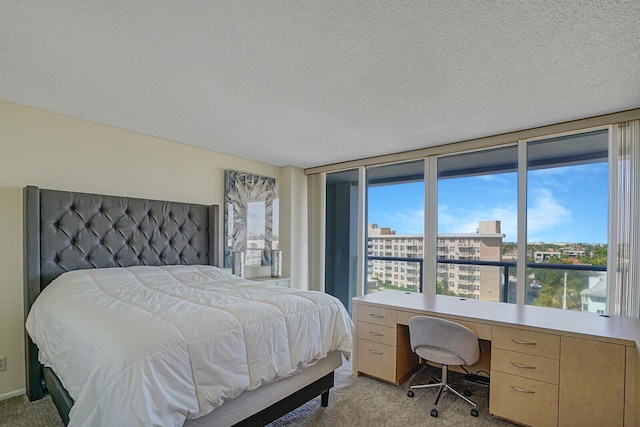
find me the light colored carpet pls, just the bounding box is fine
[0,360,516,426]
[268,360,516,427]
[0,393,63,427]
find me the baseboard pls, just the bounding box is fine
[0,388,26,401]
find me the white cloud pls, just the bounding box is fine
[529,167,568,178]
[526,187,572,241]
[377,208,424,234]
[477,174,512,184]
[437,187,570,242]
[438,204,517,240]
[379,187,571,242]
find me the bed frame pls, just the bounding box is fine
[23,185,334,426]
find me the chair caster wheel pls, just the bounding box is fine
[464,388,472,397]
[407,390,414,398]
[471,408,479,417]
[430,409,438,417]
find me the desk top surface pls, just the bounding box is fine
[354,290,640,348]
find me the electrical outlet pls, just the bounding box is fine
[0,355,6,371]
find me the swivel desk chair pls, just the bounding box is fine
[406,315,480,418]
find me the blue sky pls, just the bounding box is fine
[367,163,608,244]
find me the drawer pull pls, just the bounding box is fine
[368,331,384,337]
[511,338,537,345]
[368,314,384,319]
[511,361,536,369]
[510,385,536,394]
[368,348,384,355]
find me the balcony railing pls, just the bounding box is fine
[368,255,606,304]
[439,258,606,303]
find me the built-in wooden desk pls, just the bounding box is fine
[353,291,640,427]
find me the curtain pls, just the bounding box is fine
[608,120,640,317]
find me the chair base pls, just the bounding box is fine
[408,364,478,417]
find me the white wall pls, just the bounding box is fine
[0,99,307,398]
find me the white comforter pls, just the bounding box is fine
[25,265,353,427]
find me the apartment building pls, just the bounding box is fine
[367,221,504,300]
[367,224,424,292]
[533,249,586,263]
[534,250,562,262]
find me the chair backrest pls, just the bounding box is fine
[409,316,480,365]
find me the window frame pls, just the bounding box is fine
[351,125,612,311]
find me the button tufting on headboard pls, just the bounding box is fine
[37,188,212,287]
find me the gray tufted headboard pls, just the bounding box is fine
[23,185,219,402]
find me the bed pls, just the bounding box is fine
[22,186,353,426]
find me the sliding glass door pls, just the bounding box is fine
[325,169,360,315]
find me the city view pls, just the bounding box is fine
[366,221,608,313]
[366,138,609,313]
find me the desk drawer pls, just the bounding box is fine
[358,305,396,328]
[492,348,559,384]
[357,338,396,382]
[396,310,492,340]
[490,370,558,427]
[358,322,396,346]
[493,326,560,359]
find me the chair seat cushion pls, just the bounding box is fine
[414,345,466,366]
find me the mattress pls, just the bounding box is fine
[25,265,353,427]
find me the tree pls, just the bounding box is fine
[436,278,457,296]
[531,263,591,310]
[583,244,607,266]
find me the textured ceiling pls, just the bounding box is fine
[1,1,639,168]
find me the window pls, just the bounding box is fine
[437,146,517,302]
[366,160,425,293]
[325,126,611,313]
[433,131,609,310]
[526,130,608,311]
